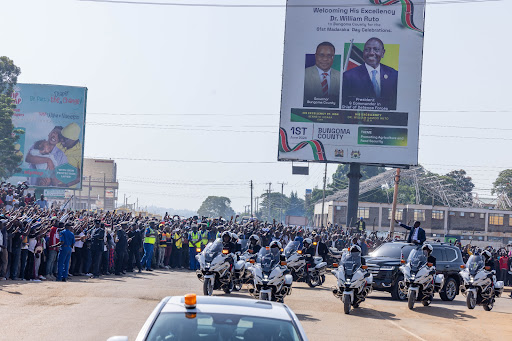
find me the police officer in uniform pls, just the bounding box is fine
[127,222,142,273]
[114,222,128,275]
[91,219,105,278]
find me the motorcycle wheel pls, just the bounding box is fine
[483,298,494,311]
[234,280,242,292]
[343,294,351,314]
[307,274,320,288]
[223,280,234,294]
[466,291,476,310]
[260,292,270,301]
[203,278,213,296]
[408,290,416,310]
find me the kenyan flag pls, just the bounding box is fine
[343,42,365,72]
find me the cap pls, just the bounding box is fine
[61,123,80,140]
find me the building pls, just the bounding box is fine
[314,200,512,246]
[67,158,119,210]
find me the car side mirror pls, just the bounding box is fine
[107,337,129,341]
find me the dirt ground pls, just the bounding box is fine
[1,269,511,341]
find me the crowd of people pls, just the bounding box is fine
[0,182,511,290]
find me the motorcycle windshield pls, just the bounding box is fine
[341,252,361,276]
[407,249,427,272]
[239,240,249,253]
[284,241,301,258]
[466,255,484,276]
[204,240,223,262]
[257,248,280,273]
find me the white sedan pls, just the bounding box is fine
[108,294,308,341]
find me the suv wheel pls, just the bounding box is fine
[440,277,457,301]
[391,275,406,301]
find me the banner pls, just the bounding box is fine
[8,83,87,189]
[278,0,425,166]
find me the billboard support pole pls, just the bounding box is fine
[346,163,361,232]
[390,168,401,239]
[320,163,328,228]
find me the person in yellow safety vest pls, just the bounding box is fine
[141,221,157,271]
[172,230,183,269]
[200,224,209,248]
[158,225,167,268]
[188,224,201,270]
[356,217,366,233]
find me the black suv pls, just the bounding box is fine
[365,241,464,301]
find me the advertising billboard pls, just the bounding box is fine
[8,83,87,189]
[278,0,425,167]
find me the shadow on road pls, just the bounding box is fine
[351,307,399,321]
[295,313,320,322]
[413,305,476,320]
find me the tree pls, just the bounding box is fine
[197,196,235,218]
[492,169,512,197]
[285,191,305,217]
[259,192,289,222]
[329,164,387,191]
[0,56,23,180]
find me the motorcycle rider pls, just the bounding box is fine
[422,243,436,267]
[269,240,286,263]
[248,234,261,254]
[482,250,495,271]
[349,244,366,266]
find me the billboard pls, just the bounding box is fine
[278,0,425,167]
[8,83,87,189]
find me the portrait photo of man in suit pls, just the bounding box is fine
[303,41,341,108]
[342,37,398,111]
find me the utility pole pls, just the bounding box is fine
[267,182,272,221]
[87,175,92,210]
[250,180,253,217]
[390,168,401,239]
[136,197,139,211]
[320,163,328,228]
[103,172,107,210]
[278,182,287,224]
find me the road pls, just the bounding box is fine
[1,270,511,341]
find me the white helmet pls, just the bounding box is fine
[269,241,282,249]
[249,234,260,243]
[422,243,433,255]
[482,250,492,261]
[350,245,361,253]
[303,238,312,245]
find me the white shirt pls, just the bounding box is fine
[412,227,419,242]
[316,66,331,90]
[365,63,381,89]
[75,231,85,248]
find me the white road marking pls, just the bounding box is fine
[385,318,428,341]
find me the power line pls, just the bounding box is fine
[79,0,503,7]
[86,156,279,163]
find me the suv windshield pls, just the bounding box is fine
[147,312,302,341]
[369,243,415,259]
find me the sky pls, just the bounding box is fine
[2,0,511,213]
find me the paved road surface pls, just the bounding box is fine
[1,270,511,340]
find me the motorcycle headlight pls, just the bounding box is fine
[410,275,415,280]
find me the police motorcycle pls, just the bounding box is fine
[233,239,257,291]
[331,245,373,314]
[196,239,235,296]
[249,241,293,302]
[284,240,327,287]
[460,251,504,311]
[399,244,444,310]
